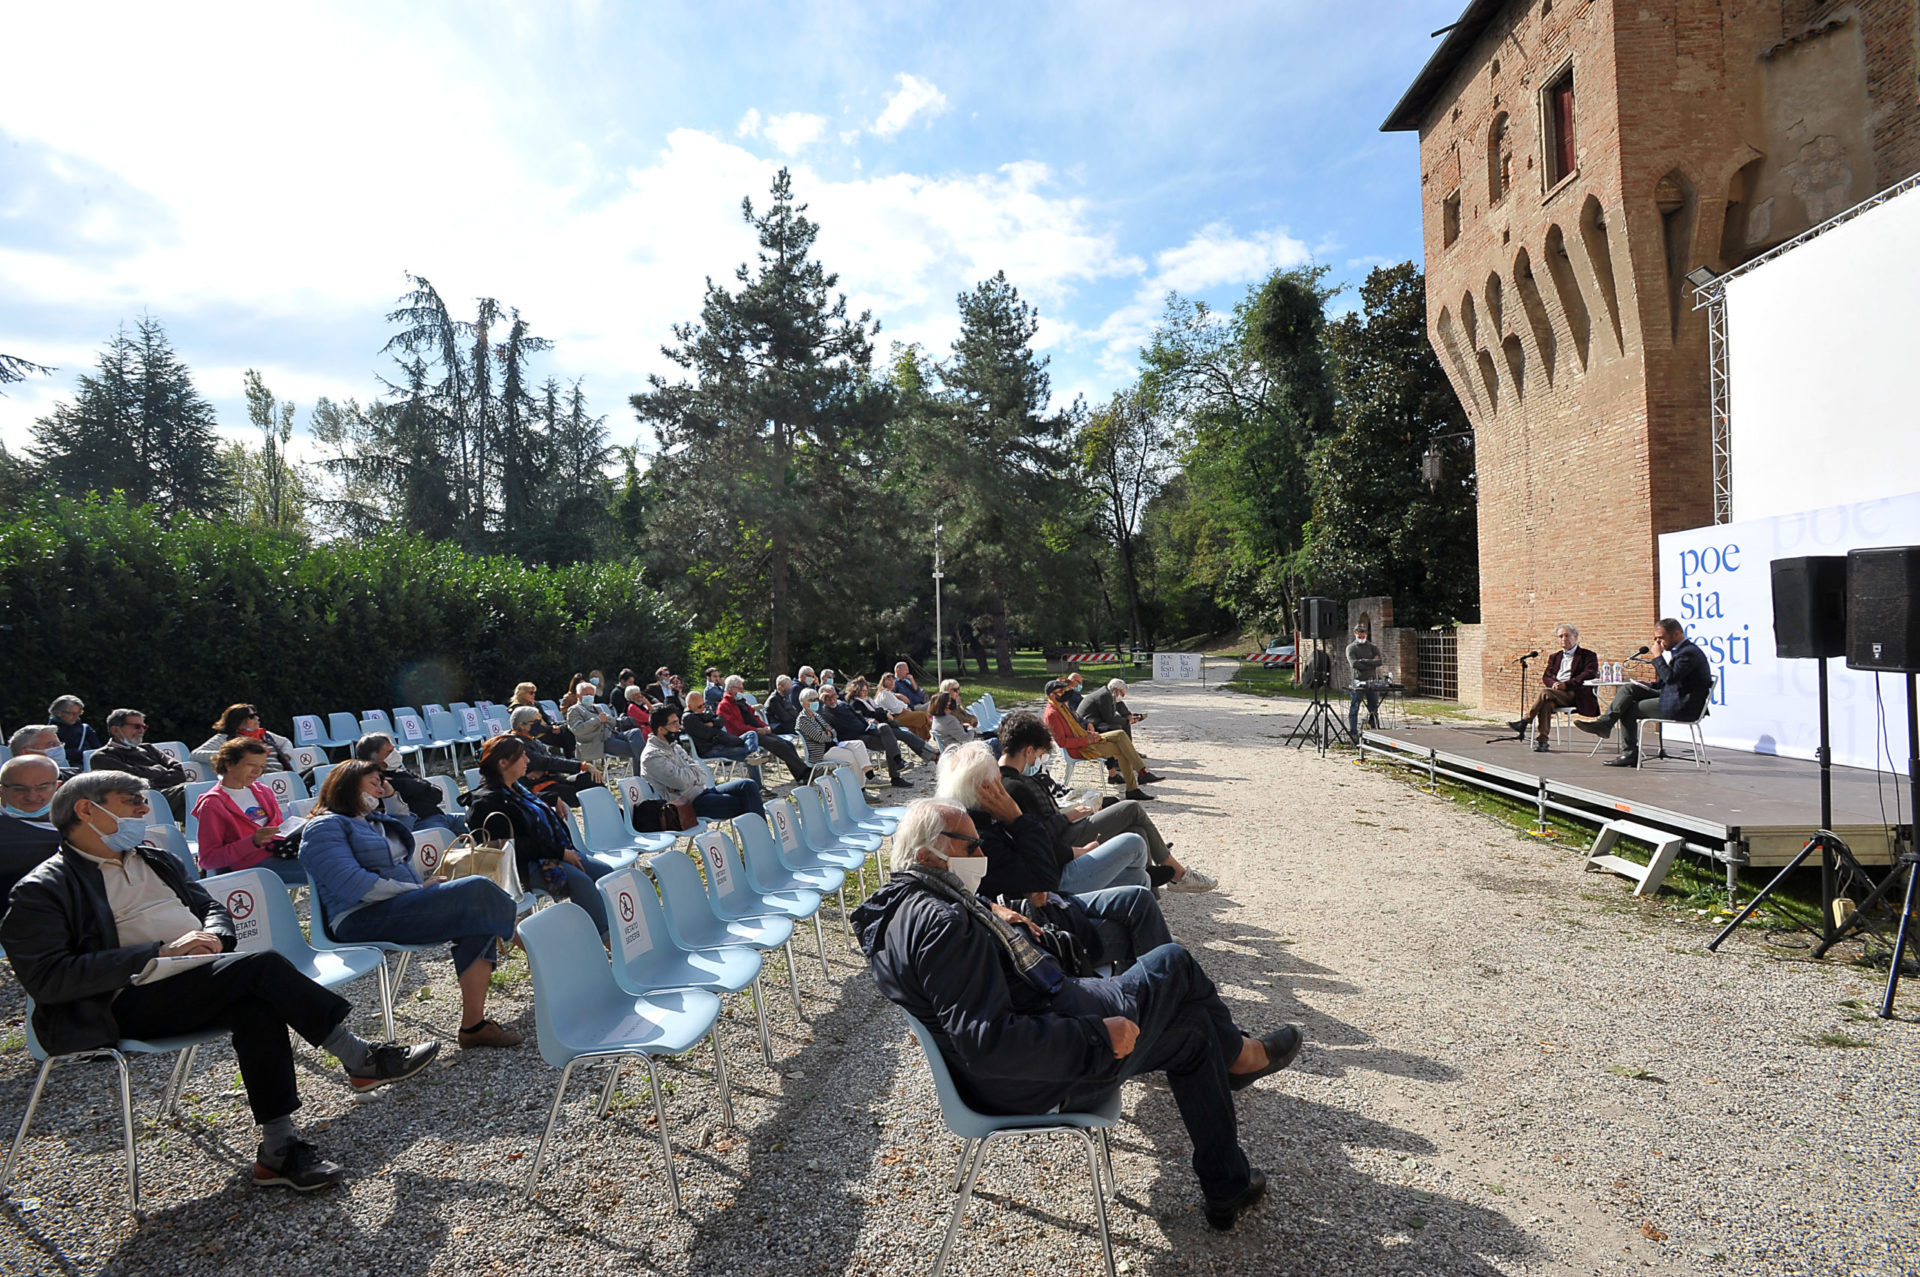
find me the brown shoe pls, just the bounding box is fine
[457,1018,524,1049]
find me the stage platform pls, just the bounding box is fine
[1358,722,1909,890]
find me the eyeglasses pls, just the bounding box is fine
[939,831,983,849]
[2,781,59,797]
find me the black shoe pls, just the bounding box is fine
[1603,754,1639,768]
[1533,740,1550,752]
[1203,1168,1268,1231]
[1230,1024,1304,1091]
[889,775,913,789]
[1574,718,1609,736]
[1147,863,1178,891]
[346,1040,440,1093]
[1136,771,1164,785]
[253,1140,345,1192]
[1506,719,1528,735]
[1124,789,1156,801]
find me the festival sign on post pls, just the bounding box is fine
[1153,652,1202,681]
[1657,489,1920,771]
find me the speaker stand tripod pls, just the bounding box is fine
[1283,639,1350,756]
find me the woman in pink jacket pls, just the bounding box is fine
[192,737,306,884]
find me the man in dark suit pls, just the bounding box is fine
[1509,624,1599,751]
[1576,618,1711,767]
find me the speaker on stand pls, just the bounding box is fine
[1283,597,1349,754]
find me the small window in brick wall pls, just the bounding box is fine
[1442,190,1462,247]
[1544,67,1576,186]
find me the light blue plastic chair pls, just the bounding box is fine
[151,740,208,782]
[597,866,774,1067]
[650,850,806,1022]
[827,764,901,831]
[292,713,350,753]
[182,780,217,855]
[312,762,338,793]
[538,699,563,722]
[904,1011,1119,1277]
[694,828,828,991]
[519,902,729,1211]
[423,710,462,770]
[257,769,309,809]
[817,771,894,855]
[791,786,883,890]
[764,796,867,894]
[4,1004,227,1213]
[325,713,363,750]
[574,786,673,868]
[201,868,392,1036]
[141,807,197,879]
[452,706,486,756]
[463,767,482,794]
[299,858,445,1038]
[362,709,396,736]
[735,815,843,965]
[617,775,710,849]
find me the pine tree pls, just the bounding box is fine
[633,168,890,678]
[33,317,226,517]
[0,352,52,395]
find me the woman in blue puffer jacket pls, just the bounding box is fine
[300,760,523,1051]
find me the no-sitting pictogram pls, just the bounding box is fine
[618,891,636,922]
[227,889,256,920]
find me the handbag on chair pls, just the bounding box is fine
[439,812,524,899]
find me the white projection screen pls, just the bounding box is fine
[1724,182,1920,523]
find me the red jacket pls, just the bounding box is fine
[192,781,285,872]
[1043,701,1099,759]
[718,692,769,737]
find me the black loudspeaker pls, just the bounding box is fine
[1845,546,1920,673]
[1300,597,1337,640]
[1771,555,1848,659]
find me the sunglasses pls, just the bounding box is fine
[939,831,983,849]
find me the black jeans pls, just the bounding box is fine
[758,733,808,783]
[1055,943,1250,1203]
[1603,683,1661,751]
[111,950,351,1125]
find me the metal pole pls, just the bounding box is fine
[933,522,944,683]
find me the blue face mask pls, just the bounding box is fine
[1022,757,1046,776]
[88,805,148,853]
[5,801,52,821]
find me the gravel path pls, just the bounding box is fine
[2,670,1916,1276]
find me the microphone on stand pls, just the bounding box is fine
[1515,650,1539,662]
[1627,645,1654,664]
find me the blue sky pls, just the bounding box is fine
[0,1,1460,464]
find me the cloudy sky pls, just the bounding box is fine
[0,1,1458,461]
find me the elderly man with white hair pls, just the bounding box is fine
[1508,622,1600,751]
[854,798,1303,1232]
[718,675,808,783]
[1077,678,1144,739]
[1,753,65,910]
[9,724,78,779]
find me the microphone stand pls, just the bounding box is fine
[1487,652,1534,743]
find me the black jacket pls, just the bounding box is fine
[53,721,104,769]
[853,871,1117,1116]
[88,740,188,789]
[1077,687,1130,735]
[967,801,1063,899]
[764,692,799,733]
[1001,767,1075,860]
[0,844,236,1055]
[380,763,448,819]
[516,733,587,779]
[824,702,879,743]
[684,710,747,754]
[1655,639,1713,722]
[0,814,64,911]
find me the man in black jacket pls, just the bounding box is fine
[1077,679,1142,738]
[1576,618,1713,767]
[90,707,192,820]
[1,754,64,912]
[854,799,1303,1231]
[0,773,438,1192]
[820,684,910,785]
[352,733,468,835]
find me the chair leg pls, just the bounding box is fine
[595,1059,623,1118]
[524,1059,582,1200]
[643,1055,682,1212]
[948,1137,983,1192]
[710,1027,735,1129]
[112,1051,139,1213]
[3,1057,57,1196]
[782,939,808,1022]
[838,885,853,944]
[934,1130,993,1277]
[391,951,415,992]
[812,912,830,980]
[1078,1129,1116,1277]
[376,956,397,1043]
[1099,1128,1116,1199]
[162,1044,200,1120]
[750,977,776,1067]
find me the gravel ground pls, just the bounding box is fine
[2,667,1917,1276]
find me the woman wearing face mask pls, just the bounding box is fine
[193,737,306,884]
[464,735,614,942]
[793,687,870,777]
[46,695,102,769]
[193,704,297,773]
[300,759,523,1049]
[511,682,577,758]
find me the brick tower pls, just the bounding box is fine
[1382,0,1920,707]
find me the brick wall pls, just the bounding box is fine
[1405,0,1919,705]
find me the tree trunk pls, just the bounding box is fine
[990,595,1015,675]
[768,520,790,681]
[1117,534,1148,650]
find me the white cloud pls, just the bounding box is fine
[1151,222,1311,293]
[761,111,828,155]
[871,73,949,137]
[735,107,762,137]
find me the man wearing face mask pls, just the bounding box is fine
[1,772,440,1192]
[854,800,1304,1233]
[0,754,65,912]
[90,707,191,822]
[640,706,767,820]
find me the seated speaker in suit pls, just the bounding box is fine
[1509,624,1599,751]
[1576,618,1711,766]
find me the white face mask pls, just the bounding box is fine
[945,855,989,893]
[361,791,382,813]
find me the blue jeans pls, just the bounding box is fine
[332,876,516,976]
[692,779,765,820]
[1056,944,1250,1203]
[1071,885,1173,972]
[540,855,614,939]
[1057,832,1150,893]
[1348,685,1381,740]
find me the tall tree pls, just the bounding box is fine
[227,369,310,533]
[0,352,52,395]
[1308,262,1478,625]
[1078,387,1171,648]
[33,316,225,517]
[492,308,552,551]
[632,168,889,679]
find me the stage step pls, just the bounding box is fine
[1584,820,1685,897]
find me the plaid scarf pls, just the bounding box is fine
[904,864,1064,997]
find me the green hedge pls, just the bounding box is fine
[0,496,688,741]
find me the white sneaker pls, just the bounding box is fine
[1167,868,1217,893]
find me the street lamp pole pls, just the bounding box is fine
[933,521,945,683]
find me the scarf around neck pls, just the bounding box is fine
[905,863,1064,996]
